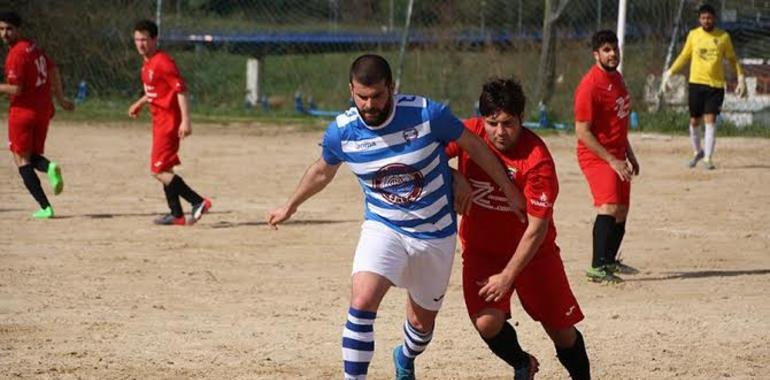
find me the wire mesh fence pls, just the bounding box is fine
[2,0,769,126]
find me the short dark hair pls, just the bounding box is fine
[698,3,716,16]
[591,29,618,51]
[478,78,526,118]
[0,11,22,28]
[133,19,158,38]
[350,54,393,87]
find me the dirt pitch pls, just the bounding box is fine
[1,121,769,379]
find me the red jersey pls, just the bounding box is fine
[4,38,55,115]
[574,65,631,163]
[446,118,559,256]
[141,51,186,116]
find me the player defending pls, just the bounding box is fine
[1,12,74,219]
[128,20,211,226]
[266,54,525,380]
[448,79,590,380]
[660,3,746,170]
[574,30,640,283]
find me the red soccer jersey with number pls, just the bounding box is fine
[141,51,186,117]
[446,118,559,256]
[573,65,631,163]
[4,38,54,114]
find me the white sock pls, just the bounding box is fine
[704,123,716,160]
[689,124,702,154]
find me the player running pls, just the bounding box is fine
[128,20,211,226]
[448,78,590,380]
[1,11,74,219]
[660,3,746,170]
[574,30,640,283]
[267,54,525,380]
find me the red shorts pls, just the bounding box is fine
[462,245,584,330]
[150,110,181,174]
[579,159,631,207]
[7,107,52,155]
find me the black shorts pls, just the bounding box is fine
[688,83,725,118]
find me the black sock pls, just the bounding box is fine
[607,221,626,264]
[30,154,50,173]
[164,184,184,217]
[19,164,50,209]
[482,322,530,369]
[168,175,204,206]
[556,329,590,380]
[592,215,615,268]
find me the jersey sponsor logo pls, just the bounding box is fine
[397,96,417,103]
[33,55,48,87]
[614,94,631,119]
[530,192,552,208]
[469,178,516,212]
[355,140,377,150]
[372,163,423,205]
[402,127,418,142]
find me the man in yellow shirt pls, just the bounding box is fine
[660,4,746,170]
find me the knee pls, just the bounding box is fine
[545,325,577,348]
[350,295,380,313]
[473,313,504,339]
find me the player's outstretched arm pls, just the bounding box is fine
[266,158,341,229]
[455,129,525,222]
[50,66,74,111]
[128,95,149,118]
[177,92,191,138]
[478,215,549,302]
[576,121,632,181]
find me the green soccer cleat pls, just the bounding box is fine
[47,161,64,195]
[702,158,716,170]
[586,266,624,284]
[606,259,640,275]
[32,206,54,219]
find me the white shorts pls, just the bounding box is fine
[352,220,457,311]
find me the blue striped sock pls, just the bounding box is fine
[342,307,376,380]
[398,320,433,368]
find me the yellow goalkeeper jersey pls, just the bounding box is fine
[669,26,743,89]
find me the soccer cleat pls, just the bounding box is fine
[32,206,54,219]
[702,158,716,170]
[392,345,416,380]
[153,214,186,226]
[586,266,624,284]
[188,198,212,225]
[687,151,704,168]
[606,259,639,275]
[47,161,64,195]
[514,354,540,380]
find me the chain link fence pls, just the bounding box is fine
[2,0,768,126]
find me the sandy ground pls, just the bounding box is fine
[1,120,769,379]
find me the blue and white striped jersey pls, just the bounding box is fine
[321,94,464,239]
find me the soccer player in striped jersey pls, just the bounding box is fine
[660,3,746,170]
[267,54,525,380]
